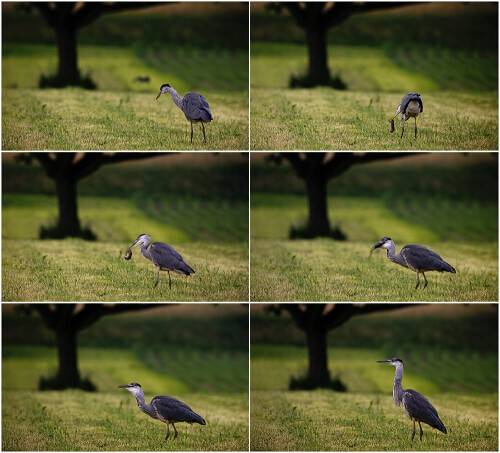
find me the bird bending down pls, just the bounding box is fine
[125,233,194,288]
[371,237,455,289]
[377,358,447,441]
[118,383,206,440]
[156,84,213,143]
[390,92,423,138]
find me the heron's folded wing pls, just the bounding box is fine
[403,390,446,433]
[150,242,194,274]
[401,245,450,272]
[183,93,213,122]
[152,396,205,424]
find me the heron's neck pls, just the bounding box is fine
[386,243,406,267]
[167,87,183,109]
[392,363,404,407]
[140,244,153,261]
[131,389,157,419]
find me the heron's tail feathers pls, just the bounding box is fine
[200,107,213,122]
[174,260,195,276]
[190,412,206,425]
[442,261,456,274]
[432,417,447,434]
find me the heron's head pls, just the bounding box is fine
[126,234,150,252]
[377,358,403,367]
[370,236,392,252]
[156,83,171,100]
[118,382,143,397]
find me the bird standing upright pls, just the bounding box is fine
[124,233,194,289]
[371,237,455,289]
[377,358,447,441]
[118,383,206,440]
[156,84,213,143]
[390,92,423,138]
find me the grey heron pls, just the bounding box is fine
[371,237,456,289]
[118,383,206,440]
[156,84,213,143]
[125,233,194,288]
[389,92,423,138]
[377,358,447,441]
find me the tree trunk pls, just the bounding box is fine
[55,327,80,386]
[305,24,330,84]
[55,25,80,84]
[305,326,330,386]
[56,175,81,234]
[305,174,330,235]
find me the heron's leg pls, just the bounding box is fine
[418,421,423,441]
[168,270,172,289]
[155,265,160,288]
[165,422,170,441]
[423,272,428,289]
[415,271,420,289]
[190,122,194,144]
[414,117,417,139]
[202,123,206,142]
[172,423,178,440]
[411,421,416,441]
[400,118,406,138]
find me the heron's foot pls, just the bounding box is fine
[165,433,169,441]
[414,282,420,290]
[173,432,178,440]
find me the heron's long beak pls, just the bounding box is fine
[371,241,383,251]
[126,239,141,253]
[156,91,163,100]
[118,384,132,388]
[376,360,390,363]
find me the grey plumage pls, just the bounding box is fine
[118,382,206,440]
[390,92,423,138]
[156,84,213,143]
[371,237,456,289]
[377,358,447,441]
[125,233,194,288]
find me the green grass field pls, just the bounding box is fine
[2,194,248,302]
[250,305,498,450]
[2,0,249,151]
[3,45,248,150]
[250,43,497,150]
[2,157,249,301]
[250,2,498,150]
[250,154,498,301]
[2,306,249,451]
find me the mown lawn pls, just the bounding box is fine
[250,39,498,150]
[2,43,249,150]
[3,346,249,451]
[251,390,497,451]
[250,305,498,450]
[250,195,497,302]
[2,192,248,301]
[250,154,498,301]
[2,304,249,451]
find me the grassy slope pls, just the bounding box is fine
[250,12,498,150]
[2,192,248,301]
[3,347,248,451]
[250,195,497,302]
[250,390,497,451]
[2,43,248,150]
[250,305,498,450]
[2,305,249,451]
[250,86,497,150]
[250,156,498,301]
[250,238,497,302]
